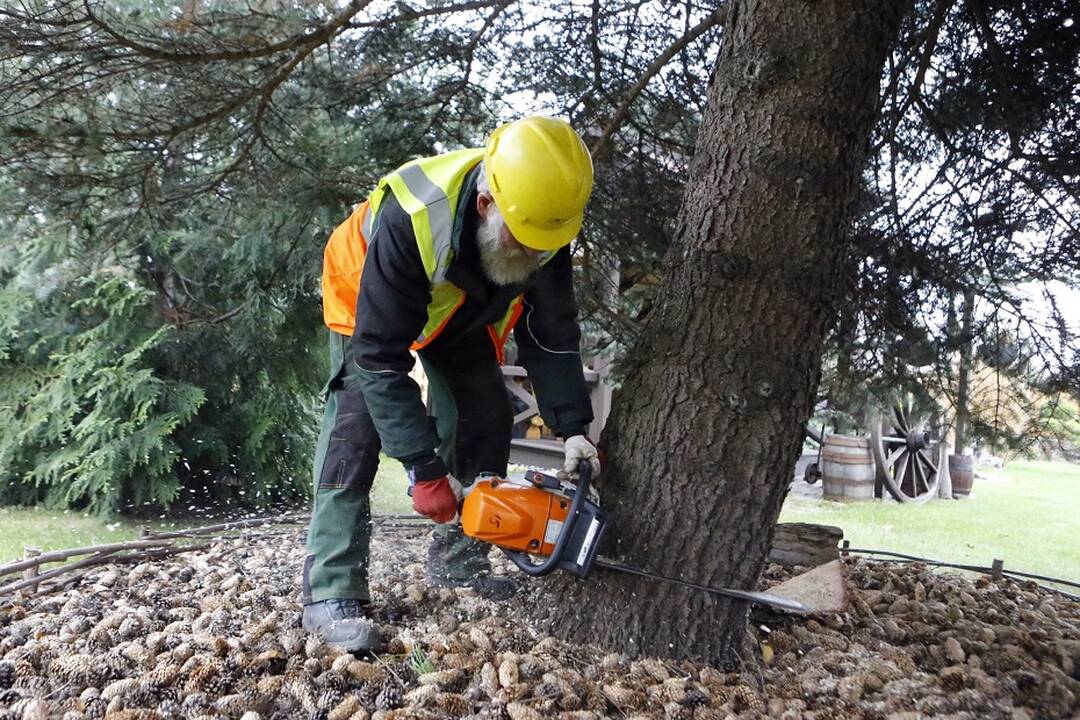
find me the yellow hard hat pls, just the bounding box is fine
[483,116,593,251]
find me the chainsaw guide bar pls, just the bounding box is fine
[460,461,810,615]
[592,556,810,614]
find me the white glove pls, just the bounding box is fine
[563,435,601,478]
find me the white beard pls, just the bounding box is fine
[476,207,539,286]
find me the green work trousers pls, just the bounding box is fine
[302,331,512,603]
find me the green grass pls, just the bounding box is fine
[370,455,412,514]
[779,459,1080,585]
[0,507,144,564]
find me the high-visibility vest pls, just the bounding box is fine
[322,149,554,363]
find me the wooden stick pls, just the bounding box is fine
[0,539,176,578]
[21,547,41,596]
[144,513,310,539]
[0,543,209,598]
[144,512,425,540]
[2,550,120,595]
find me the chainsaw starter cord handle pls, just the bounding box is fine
[504,459,592,577]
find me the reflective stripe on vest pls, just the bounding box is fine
[323,149,560,355]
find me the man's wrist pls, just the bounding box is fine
[405,454,448,483]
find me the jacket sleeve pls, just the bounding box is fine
[350,193,442,465]
[513,245,594,438]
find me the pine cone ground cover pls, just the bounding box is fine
[0,530,1075,720]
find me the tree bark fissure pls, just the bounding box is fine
[540,0,911,663]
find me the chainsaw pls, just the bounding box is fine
[460,460,810,614]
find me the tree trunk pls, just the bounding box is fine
[768,523,843,568]
[955,288,976,452]
[541,0,910,663]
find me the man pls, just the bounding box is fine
[302,116,603,652]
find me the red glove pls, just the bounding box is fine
[411,476,464,524]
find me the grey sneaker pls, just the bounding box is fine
[302,599,382,653]
[427,574,520,602]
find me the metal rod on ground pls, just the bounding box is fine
[0,539,179,578]
[1003,578,1080,601]
[992,558,1004,581]
[848,549,1014,576]
[845,547,986,567]
[843,548,1080,598]
[988,566,1080,590]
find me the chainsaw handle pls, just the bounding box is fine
[503,459,592,577]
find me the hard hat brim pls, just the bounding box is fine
[504,211,583,252]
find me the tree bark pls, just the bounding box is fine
[540,0,910,663]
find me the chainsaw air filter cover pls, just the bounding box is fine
[461,470,608,577]
[461,477,570,555]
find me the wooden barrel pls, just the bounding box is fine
[949,454,975,497]
[820,434,876,500]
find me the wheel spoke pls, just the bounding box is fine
[886,445,905,467]
[882,436,906,444]
[916,449,937,474]
[893,406,908,433]
[905,450,919,495]
[916,450,938,489]
[912,453,925,494]
[895,452,910,495]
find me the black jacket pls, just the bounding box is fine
[350,165,593,464]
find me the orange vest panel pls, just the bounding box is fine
[322,201,370,336]
[321,193,525,358]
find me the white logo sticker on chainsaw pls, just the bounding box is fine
[576,518,601,567]
[543,519,564,546]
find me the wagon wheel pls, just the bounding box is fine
[870,395,944,503]
[802,423,825,485]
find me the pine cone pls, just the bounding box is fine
[157,699,182,720]
[356,682,380,706]
[319,671,347,692]
[204,670,235,697]
[0,660,17,689]
[375,682,403,710]
[253,650,287,677]
[317,689,343,710]
[436,692,470,715]
[682,687,709,707]
[397,659,416,682]
[83,698,107,719]
[127,685,158,708]
[939,665,970,691]
[730,684,764,712]
[17,675,47,697]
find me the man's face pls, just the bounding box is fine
[476,191,543,286]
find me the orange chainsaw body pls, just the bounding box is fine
[461,478,570,556]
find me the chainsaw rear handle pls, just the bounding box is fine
[502,459,592,577]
